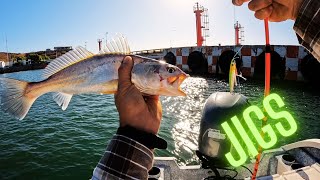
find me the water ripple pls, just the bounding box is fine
[0,70,319,179]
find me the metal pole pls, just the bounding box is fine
[105,32,108,47]
[5,34,9,66]
[251,18,271,180]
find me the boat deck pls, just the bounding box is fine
[153,139,320,179]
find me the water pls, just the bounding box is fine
[0,70,319,179]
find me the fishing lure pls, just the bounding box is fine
[229,47,246,93]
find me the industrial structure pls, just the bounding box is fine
[0,46,72,68]
[234,21,245,46]
[193,3,209,47]
[2,2,317,83]
[132,44,314,82]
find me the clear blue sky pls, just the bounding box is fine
[0,0,299,54]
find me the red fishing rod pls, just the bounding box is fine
[251,18,271,180]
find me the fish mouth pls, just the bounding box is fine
[166,73,189,96]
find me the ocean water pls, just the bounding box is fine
[0,70,319,179]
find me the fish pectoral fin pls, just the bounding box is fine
[158,87,187,96]
[52,92,73,111]
[100,90,117,94]
[100,79,118,94]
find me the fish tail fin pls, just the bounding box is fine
[0,78,37,120]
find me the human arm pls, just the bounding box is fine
[232,0,320,62]
[293,0,320,61]
[92,56,166,180]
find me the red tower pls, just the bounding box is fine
[193,3,209,47]
[234,21,244,46]
[97,39,102,51]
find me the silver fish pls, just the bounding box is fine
[0,36,189,120]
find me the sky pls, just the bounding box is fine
[0,0,299,54]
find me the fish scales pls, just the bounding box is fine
[43,54,124,95]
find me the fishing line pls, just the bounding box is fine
[233,5,236,25]
[241,165,253,175]
[232,46,244,59]
[251,18,271,180]
[233,46,244,93]
[232,4,245,94]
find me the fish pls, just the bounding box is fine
[0,35,189,120]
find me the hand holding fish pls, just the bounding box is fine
[232,0,303,22]
[115,56,162,135]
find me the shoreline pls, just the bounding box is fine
[0,63,47,74]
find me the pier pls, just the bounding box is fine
[133,45,319,82]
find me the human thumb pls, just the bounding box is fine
[118,56,134,89]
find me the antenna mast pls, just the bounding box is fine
[105,32,108,47]
[97,39,102,51]
[234,21,245,46]
[5,34,9,63]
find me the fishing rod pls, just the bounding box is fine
[251,18,271,180]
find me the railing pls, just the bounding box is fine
[132,49,164,55]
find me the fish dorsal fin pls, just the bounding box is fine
[99,34,131,55]
[43,46,94,78]
[52,92,73,111]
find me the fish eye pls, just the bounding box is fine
[167,67,175,73]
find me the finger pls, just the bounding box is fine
[248,0,272,11]
[232,0,250,6]
[118,56,134,90]
[145,95,159,109]
[144,95,159,101]
[269,2,289,22]
[254,5,273,20]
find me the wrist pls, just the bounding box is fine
[120,121,160,135]
[117,125,167,149]
[120,116,161,135]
